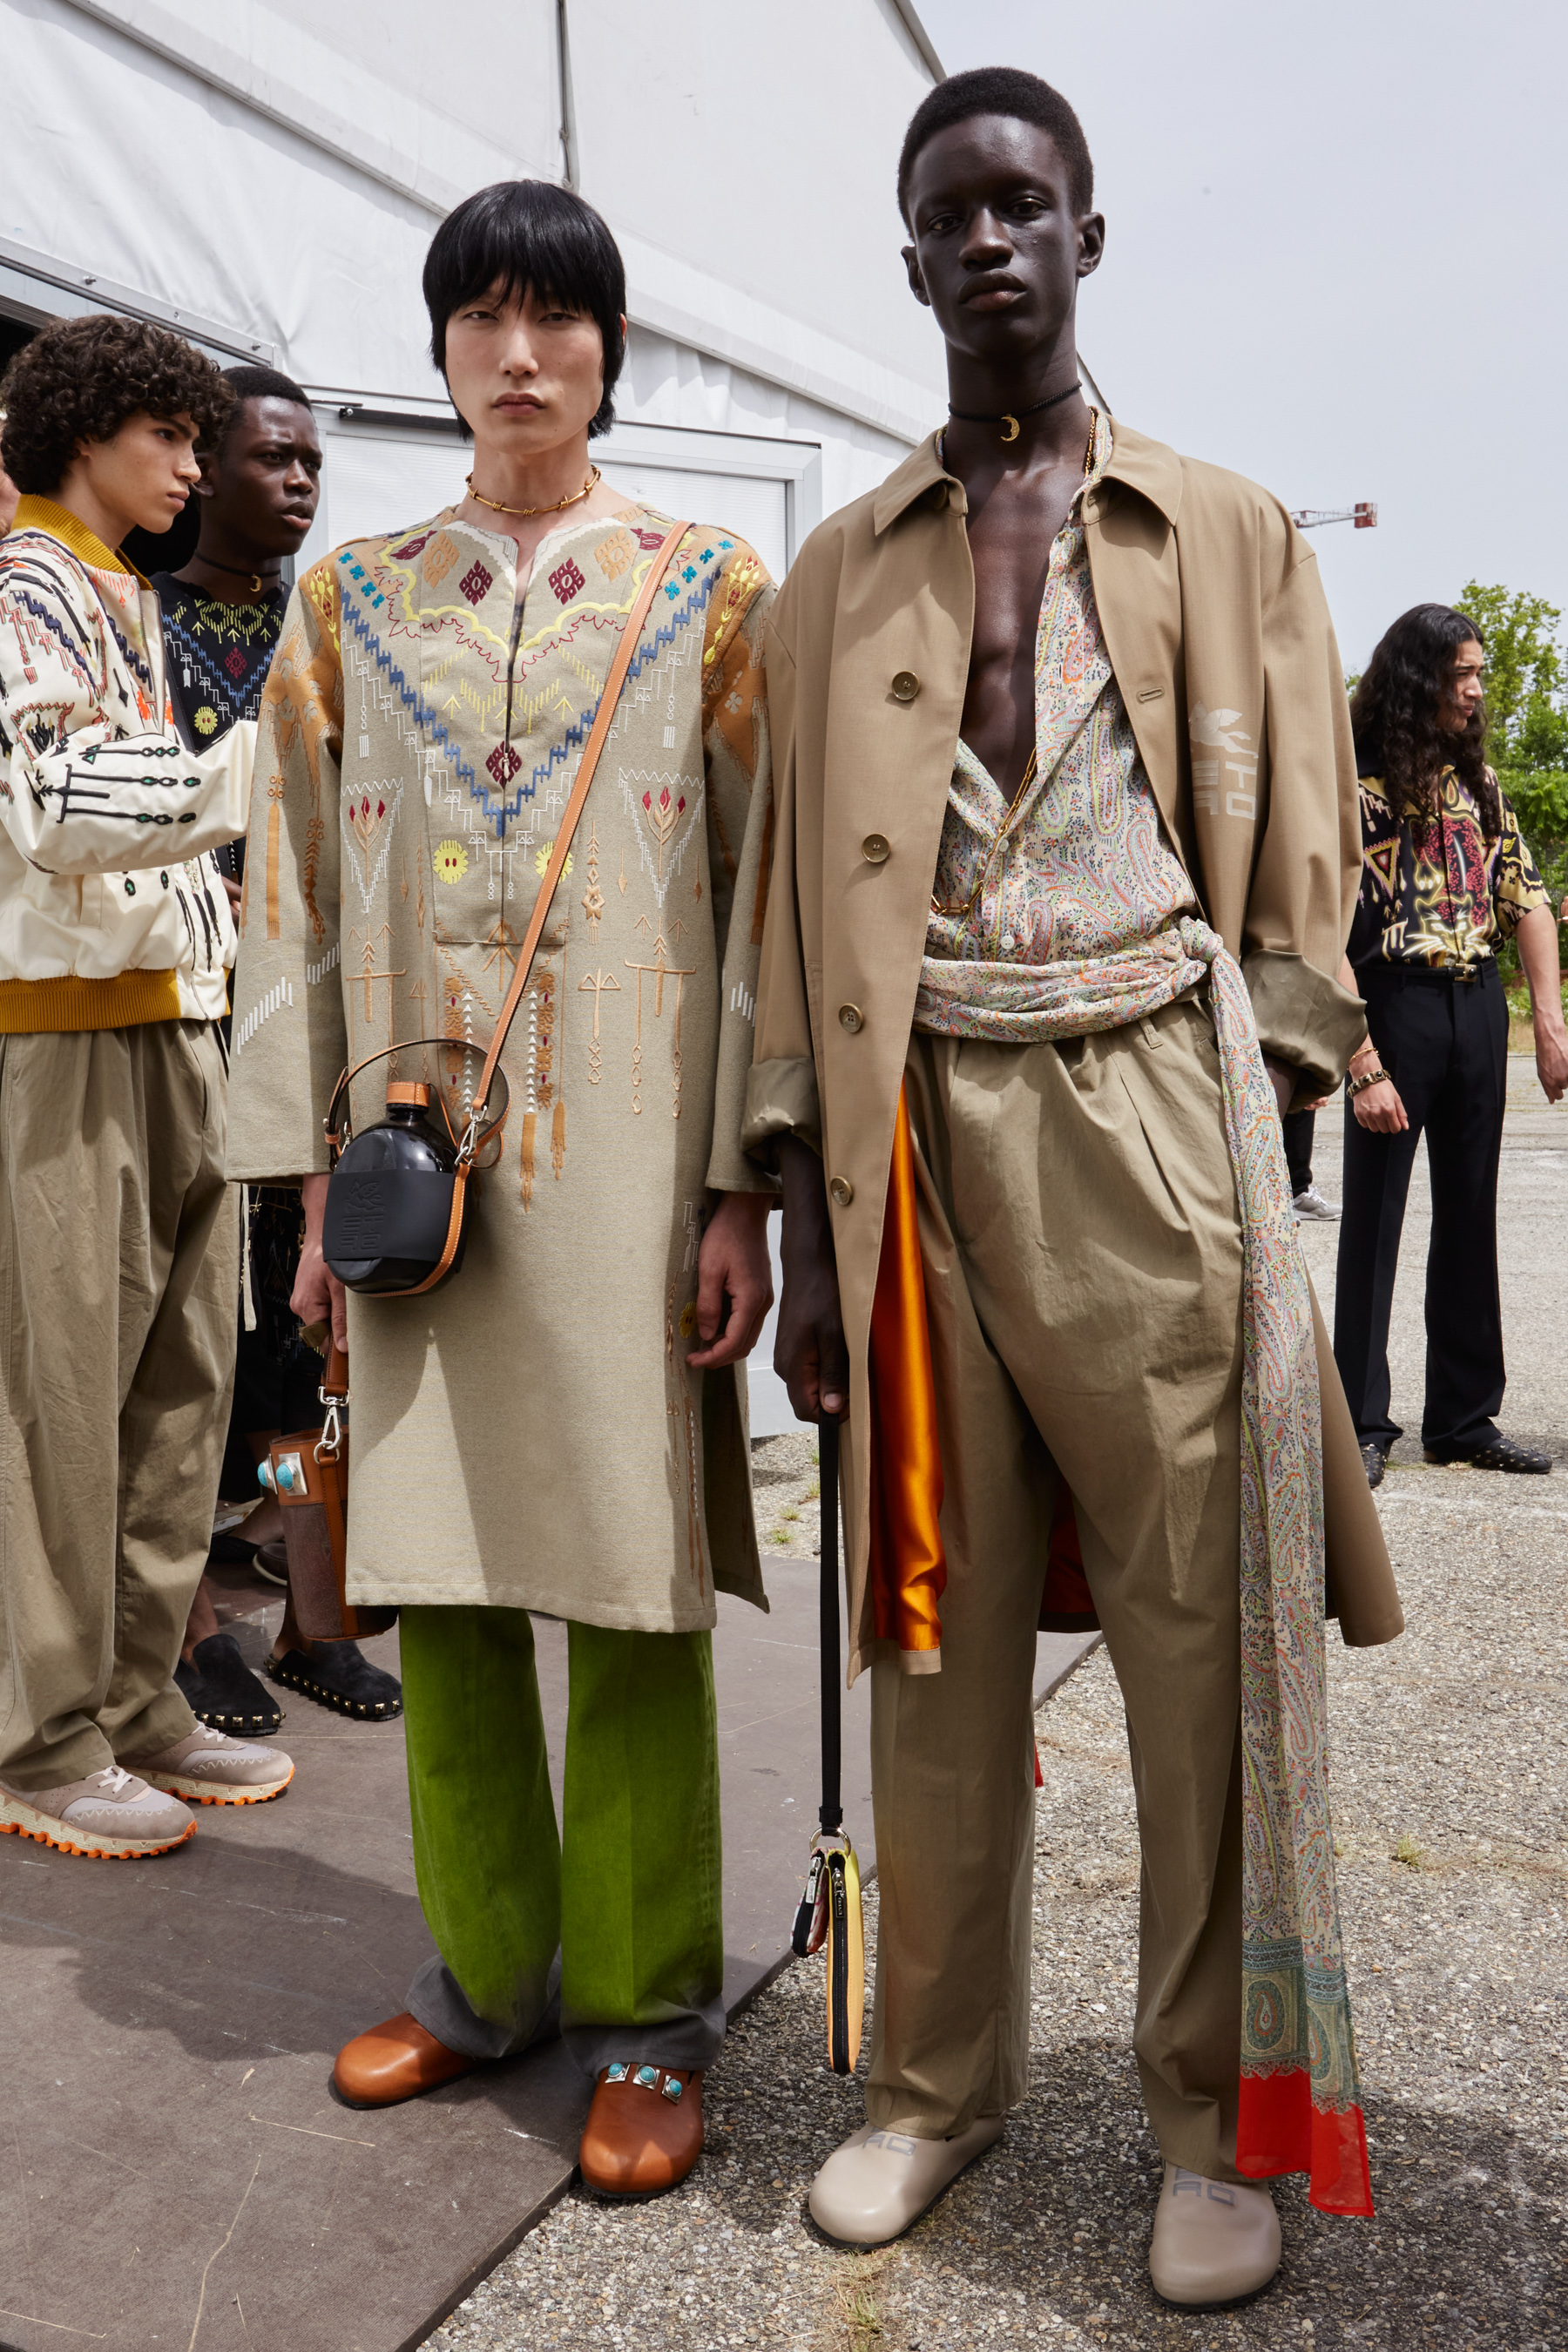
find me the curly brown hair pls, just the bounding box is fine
[0,313,235,496]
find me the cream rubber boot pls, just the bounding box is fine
[808,2117,1003,2246]
[1148,2163,1281,2305]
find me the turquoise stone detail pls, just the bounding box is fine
[634,2065,659,2090]
[605,2063,629,2084]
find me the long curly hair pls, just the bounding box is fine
[1349,604,1499,842]
[0,313,233,496]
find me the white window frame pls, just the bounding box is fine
[594,419,822,571]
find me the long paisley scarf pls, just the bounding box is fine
[913,919,1373,2217]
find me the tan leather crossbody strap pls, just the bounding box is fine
[473,519,690,1125]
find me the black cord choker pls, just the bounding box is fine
[947,381,1082,443]
[197,557,284,594]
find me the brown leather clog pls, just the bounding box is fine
[578,2065,704,2197]
[332,2011,477,2108]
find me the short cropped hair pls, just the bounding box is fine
[0,313,234,496]
[898,66,1095,224]
[220,364,312,433]
[422,180,626,439]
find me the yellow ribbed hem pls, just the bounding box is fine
[8,495,145,583]
[0,970,181,1032]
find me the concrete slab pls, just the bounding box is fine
[0,1547,1096,2352]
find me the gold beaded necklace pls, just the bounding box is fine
[463,464,599,519]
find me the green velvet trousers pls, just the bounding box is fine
[398,1605,726,2072]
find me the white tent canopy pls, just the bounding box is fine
[1,0,952,578]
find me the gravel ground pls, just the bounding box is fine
[751,1431,822,1556]
[429,1094,1568,2352]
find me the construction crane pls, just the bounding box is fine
[1289,503,1378,531]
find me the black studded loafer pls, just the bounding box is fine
[176,1632,282,1734]
[1360,1442,1387,1490]
[1426,1435,1551,1475]
[267,1642,402,1721]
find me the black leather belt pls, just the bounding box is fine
[1359,958,1496,989]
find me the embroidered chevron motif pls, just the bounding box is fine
[338,594,482,807]
[5,585,98,683]
[234,977,294,1053]
[340,548,722,841]
[510,569,724,835]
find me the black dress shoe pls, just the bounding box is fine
[1426,1435,1551,1475]
[176,1632,282,1734]
[1360,1442,1387,1490]
[267,1642,402,1721]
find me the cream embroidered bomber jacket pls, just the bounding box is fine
[0,497,254,1031]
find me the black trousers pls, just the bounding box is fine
[1281,1107,1316,1196]
[1333,958,1507,1456]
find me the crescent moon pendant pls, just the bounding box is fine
[1000,414,1020,443]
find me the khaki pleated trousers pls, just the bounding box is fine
[865,997,1249,2180]
[0,1021,238,1788]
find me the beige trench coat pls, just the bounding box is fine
[746,421,1401,1672]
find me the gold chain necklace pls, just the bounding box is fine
[464,464,599,519]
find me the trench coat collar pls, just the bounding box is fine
[870,415,1186,536]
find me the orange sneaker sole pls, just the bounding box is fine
[140,1762,294,1808]
[0,1815,195,1860]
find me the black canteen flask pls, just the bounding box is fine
[321,1079,470,1294]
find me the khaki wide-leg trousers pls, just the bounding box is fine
[866,997,1248,2180]
[0,1021,238,1788]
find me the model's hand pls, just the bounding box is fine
[294,1173,348,1353]
[220,873,242,914]
[1352,1076,1409,1134]
[1260,1051,1295,1123]
[774,1135,849,1422]
[686,1192,774,1370]
[1534,1019,1568,1105]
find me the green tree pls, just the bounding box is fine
[1456,582,1568,873]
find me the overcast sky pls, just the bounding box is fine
[915,0,1565,671]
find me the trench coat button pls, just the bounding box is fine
[829,1176,855,1207]
[838,1004,864,1033]
[861,834,891,864]
[890,670,921,703]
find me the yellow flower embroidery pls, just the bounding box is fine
[194,706,219,735]
[433,839,470,884]
[535,841,572,877]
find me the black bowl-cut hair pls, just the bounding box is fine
[215,364,313,457]
[898,66,1095,225]
[422,180,626,440]
[0,312,233,497]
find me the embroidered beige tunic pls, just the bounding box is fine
[226,504,775,1630]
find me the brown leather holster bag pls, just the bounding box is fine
[266,1345,395,1642]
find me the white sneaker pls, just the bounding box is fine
[123,1723,294,1807]
[1148,2164,1281,2305]
[808,2116,1003,2246]
[1291,1185,1341,1221]
[0,1766,195,1858]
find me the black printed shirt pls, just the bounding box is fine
[1347,756,1544,970]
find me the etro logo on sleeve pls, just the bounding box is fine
[1189,703,1257,821]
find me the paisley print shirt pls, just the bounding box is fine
[1346,758,1544,970]
[916,411,1197,1037]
